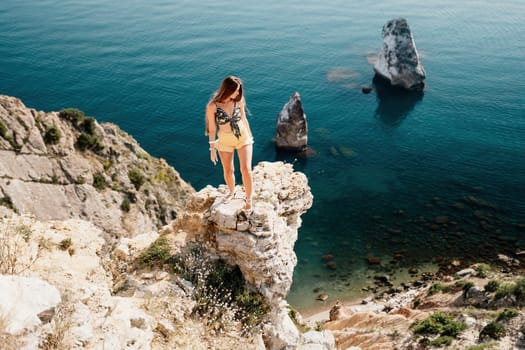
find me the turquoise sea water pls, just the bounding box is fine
[1,0,524,311]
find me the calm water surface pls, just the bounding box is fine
[1,0,524,311]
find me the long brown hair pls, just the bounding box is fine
[212,76,243,103]
[205,76,244,135]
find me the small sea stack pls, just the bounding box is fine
[374,18,426,91]
[275,92,308,152]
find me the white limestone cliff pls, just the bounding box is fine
[0,94,334,349]
[175,161,334,349]
[0,95,194,237]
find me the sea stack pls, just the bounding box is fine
[275,92,308,152]
[374,18,426,91]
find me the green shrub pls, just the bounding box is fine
[137,151,149,160]
[128,168,146,190]
[475,263,491,278]
[480,321,506,340]
[235,289,271,328]
[43,125,61,144]
[0,120,7,137]
[75,176,86,185]
[418,337,430,346]
[428,283,451,295]
[413,312,467,338]
[139,236,170,267]
[484,280,500,293]
[467,342,499,350]
[168,245,270,332]
[495,283,516,300]
[462,281,475,297]
[496,308,519,322]
[429,335,454,347]
[76,132,104,152]
[58,108,85,125]
[80,117,96,135]
[493,278,525,305]
[92,172,107,190]
[288,305,310,332]
[454,280,468,289]
[515,278,525,305]
[4,134,21,152]
[120,197,130,212]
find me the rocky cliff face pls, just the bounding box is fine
[0,160,334,350]
[0,95,194,237]
[0,95,334,350]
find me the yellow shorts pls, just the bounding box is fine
[217,128,253,152]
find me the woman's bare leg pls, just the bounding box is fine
[219,151,235,196]
[238,144,253,209]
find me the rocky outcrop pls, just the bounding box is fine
[0,216,163,349]
[0,275,61,334]
[0,160,333,349]
[311,266,525,350]
[374,18,426,91]
[176,161,334,349]
[0,95,194,236]
[0,94,333,349]
[274,92,308,151]
[177,161,312,304]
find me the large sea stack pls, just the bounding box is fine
[374,18,426,91]
[275,92,308,152]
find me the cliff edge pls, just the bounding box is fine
[0,95,194,237]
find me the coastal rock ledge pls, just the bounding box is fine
[178,161,312,304]
[175,161,334,349]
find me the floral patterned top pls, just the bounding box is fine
[215,103,242,138]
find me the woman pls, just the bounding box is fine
[205,76,254,213]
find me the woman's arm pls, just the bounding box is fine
[240,97,253,139]
[206,103,217,141]
[206,103,218,164]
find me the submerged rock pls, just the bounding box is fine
[374,18,426,91]
[317,293,329,301]
[275,92,308,151]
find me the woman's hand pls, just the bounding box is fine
[210,147,218,165]
[209,139,219,165]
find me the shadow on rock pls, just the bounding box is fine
[373,75,424,127]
